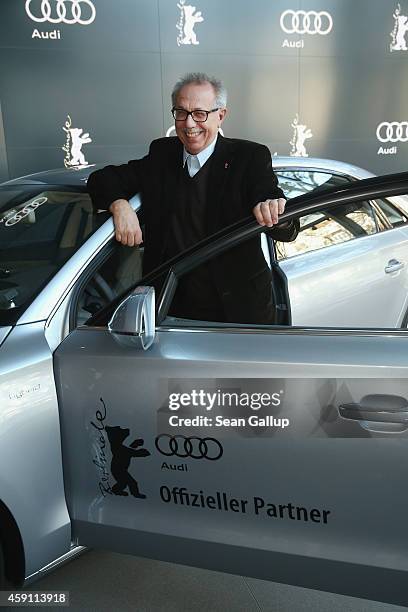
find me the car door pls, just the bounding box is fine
[273,167,407,327]
[370,195,408,326]
[54,174,408,607]
[276,199,408,328]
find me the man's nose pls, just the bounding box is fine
[185,113,197,127]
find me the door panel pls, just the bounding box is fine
[281,229,408,327]
[54,326,408,605]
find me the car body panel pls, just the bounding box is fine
[0,322,71,575]
[54,325,408,605]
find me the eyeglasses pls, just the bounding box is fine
[171,108,219,122]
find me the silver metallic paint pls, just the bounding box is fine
[0,159,405,588]
[0,322,71,576]
[54,326,408,603]
[0,327,12,347]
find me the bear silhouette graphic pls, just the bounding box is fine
[395,14,408,50]
[69,127,92,166]
[177,3,203,45]
[105,426,150,499]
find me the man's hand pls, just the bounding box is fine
[252,198,286,227]
[109,199,143,246]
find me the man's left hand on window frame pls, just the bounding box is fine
[252,198,286,227]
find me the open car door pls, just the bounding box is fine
[54,172,408,607]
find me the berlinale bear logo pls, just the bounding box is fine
[105,426,151,499]
[62,115,92,169]
[176,0,204,46]
[290,115,313,157]
[390,3,408,52]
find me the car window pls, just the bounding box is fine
[161,231,289,327]
[160,195,408,329]
[89,188,408,331]
[276,170,353,199]
[275,201,377,260]
[0,186,98,326]
[75,244,144,327]
[374,198,408,228]
[389,195,408,218]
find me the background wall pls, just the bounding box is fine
[1,0,408,180]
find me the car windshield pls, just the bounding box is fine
[276,170,353,199]
[0,185,97,326]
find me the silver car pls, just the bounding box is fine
[1,159,408,607]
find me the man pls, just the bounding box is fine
[87,72,298,323]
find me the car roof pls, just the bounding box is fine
[272,157,375,180]
[1,157,375,188]
[1,165,102,187]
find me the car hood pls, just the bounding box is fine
[0,326,12,347]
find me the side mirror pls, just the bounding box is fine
[108,286,155,350]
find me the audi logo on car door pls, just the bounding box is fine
[155,435,223,461]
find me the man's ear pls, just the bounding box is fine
[218,108,227,125]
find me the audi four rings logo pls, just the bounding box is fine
[25,0,96,25]
[155,435,223,461]
[280,10,333,35]
[376,122,408,143]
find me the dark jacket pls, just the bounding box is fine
[87,135,298,323]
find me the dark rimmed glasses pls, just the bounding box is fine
[171,108,219,122]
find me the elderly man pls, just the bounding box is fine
[87,72,298,323]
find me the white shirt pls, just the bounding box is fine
[183,134,218,177]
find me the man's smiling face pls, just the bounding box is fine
[174,82,227,155]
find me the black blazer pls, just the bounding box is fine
[87,135,298,322]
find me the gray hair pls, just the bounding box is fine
[171,72,228,108]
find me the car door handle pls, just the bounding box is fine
[338,394,408,424]
[385,259,404,274]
